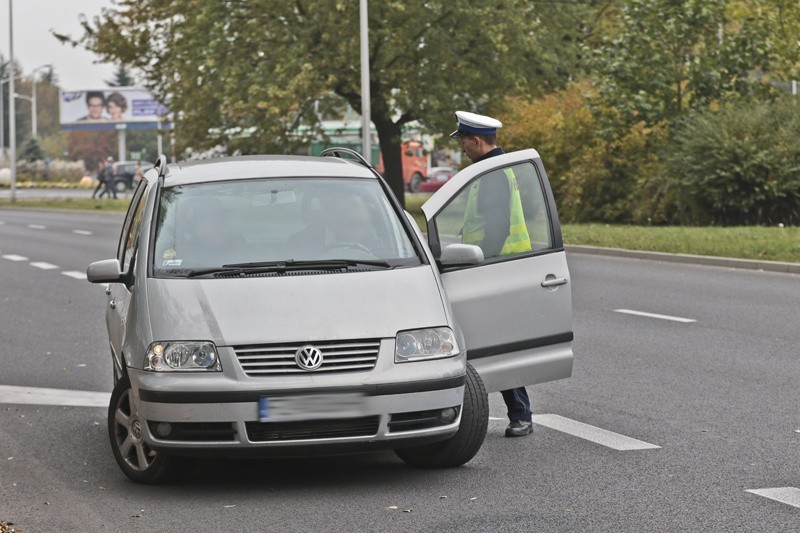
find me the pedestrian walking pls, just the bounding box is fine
[450,110,535,438]
[91,161,106,199]
[102,156,118,199]
[133,160,144,186]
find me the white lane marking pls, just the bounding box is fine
[2,254,29,262]
[61,270,87,280]
[28,224,46,230]
[0,385,110,407]
[614,309,696,323]
[489,416,505,421]
[72,229,92,235]
[747,487,800,509]
[532,414,661,451]
[30,261,59,270]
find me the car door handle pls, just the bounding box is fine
[109,299,116,309]
[541,277,568,288]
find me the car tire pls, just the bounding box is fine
[113,179,128,194]
[108,375,174,484]
[409,173,423,193]
[394,363,488,468]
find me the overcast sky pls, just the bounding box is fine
[0,0,118,89]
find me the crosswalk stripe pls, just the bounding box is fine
[532,414,661,451]
[746,487,800,509]
[61,270,87,280]
[0,385,109,407]
[28,224,46,230]
[72,229,92,235]
[30,262,59,270]
[614,309,696,323]
[2,254,29,262]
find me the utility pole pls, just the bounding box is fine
[359,0,371,165]
[9,0,17,203]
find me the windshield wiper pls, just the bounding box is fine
[222,259,392,269]
[186,259,391,278]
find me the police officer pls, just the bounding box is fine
[450,111,534,437]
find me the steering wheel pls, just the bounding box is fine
[322,242,376,257]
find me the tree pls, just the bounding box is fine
[589,0,773,126]
[19,135,45,162]
[67,130,116,171]
[106,65,135,87]
[68,0,601,203]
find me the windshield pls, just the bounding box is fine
[151,177,420,277]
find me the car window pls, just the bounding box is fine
[119,182,148,272]
[432,161,553,261]
[152,178,421,276]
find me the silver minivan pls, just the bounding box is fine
[87,148,573,483]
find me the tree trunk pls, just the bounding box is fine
[374,118,405,206]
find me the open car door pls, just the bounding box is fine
[422,149,573,393]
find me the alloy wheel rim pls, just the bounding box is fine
[113,388,156,471]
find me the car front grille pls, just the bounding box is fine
[245,416,380,442]
[234,339,381,376]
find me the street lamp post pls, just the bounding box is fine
[8,0,16,203]
[359,0,371,165]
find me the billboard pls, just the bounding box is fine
[59,87,170,130]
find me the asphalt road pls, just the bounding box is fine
[1,207,799,532]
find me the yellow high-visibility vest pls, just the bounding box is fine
[463,168,532,256]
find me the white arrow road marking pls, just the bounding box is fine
[0,385,110,407]
[30,261,59,270]
[72,229,92,235]
[531,414,661,451]
[61,270,88,280]
[2,254,29,262]
[746,488,800,509]
[614,309,696,323]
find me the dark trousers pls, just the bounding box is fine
[501,387,532,422]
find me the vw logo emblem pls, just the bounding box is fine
[295,345,323,371]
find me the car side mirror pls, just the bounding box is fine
[87,259,125,284]
[439,244,484,267]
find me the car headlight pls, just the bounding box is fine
[145,341,221,372]
[395,327,460,363]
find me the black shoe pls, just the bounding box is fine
[504,420,533,437]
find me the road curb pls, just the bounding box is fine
[564,244,800,274]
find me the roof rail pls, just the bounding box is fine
[320,147,373,169]
[154,154,168,186]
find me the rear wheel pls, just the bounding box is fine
[409,172,423,193]
[395,363,488,468]
[108,375,174,483]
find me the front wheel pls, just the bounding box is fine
[112,179,128,194]
[108,375,174,483]
[395,363,488,468]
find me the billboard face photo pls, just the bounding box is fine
[60,87,169,127]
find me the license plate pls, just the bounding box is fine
[258,393,366,422]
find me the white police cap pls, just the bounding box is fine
[450,111,503,138]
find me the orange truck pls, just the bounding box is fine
[312,138,428,192]
[374,140,429,193]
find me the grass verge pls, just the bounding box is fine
[0,197,130,212]
[562,224,800,263]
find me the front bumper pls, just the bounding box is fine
[129,370,465,454]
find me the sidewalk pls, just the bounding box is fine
[566,244,800,274]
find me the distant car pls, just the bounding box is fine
[419,166,457,193]
[111,161,154,193]
[87,148,573,483]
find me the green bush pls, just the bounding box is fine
[665,99,800,225]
